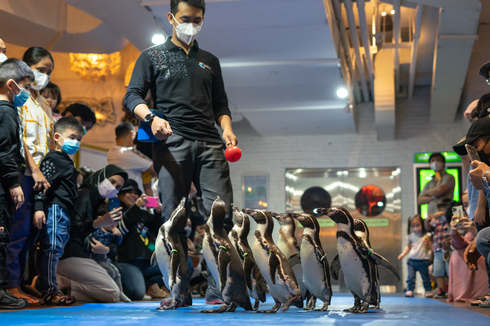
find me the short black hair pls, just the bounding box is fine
[115,122,134,139]
[23,47,54,69]
[429,152,445,163]
[62,103,97,126]
[41,82,62,108]
[171,0,205,15]
[54,117,84,135]
[0,58,35,88]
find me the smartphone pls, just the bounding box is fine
[452,205,464,228]
[108,197,120,212]
[146,196,159,208]
[465,144,481,162]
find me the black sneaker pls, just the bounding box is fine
[434,290,447,299]
[0,290,28,309]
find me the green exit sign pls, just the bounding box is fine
[414,152,461,164]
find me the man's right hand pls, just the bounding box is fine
[151,116,173,140]
[464,239,481,270]
[474,207,486,227]
[10,186,24,209]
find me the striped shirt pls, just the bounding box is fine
[17,92,54,174]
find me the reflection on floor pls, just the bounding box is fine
[1,294,489,325]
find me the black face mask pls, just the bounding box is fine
[478,139,490,163]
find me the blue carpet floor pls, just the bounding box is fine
[1,294,488,326]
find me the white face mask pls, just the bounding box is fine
[31,69,50,91]
[172,14,202,45]
[0,53,7,63]
[430,161,444,172]
[98,169,119,198]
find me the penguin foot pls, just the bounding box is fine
[358,301,370,313]
[304,295,316,310]
[282,294,303,311]
[156,300,178,310]
[226,303,237,312]
[257,302,281,313]
[201,304,230,313]
[253,300,259,311]
[343,305,361,313]
[314,302,329,312]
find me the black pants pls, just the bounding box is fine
[153,134,233,253]
[0,193,15,291]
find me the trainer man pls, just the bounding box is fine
[124,0,236,247]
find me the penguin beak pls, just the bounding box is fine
[242,208,256,216]
[179,197,186,207]
[313,207,331,216]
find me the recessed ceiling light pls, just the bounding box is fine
[391,9,395,15]
[152,34,166,45]
[381,11,387,16]
[337,88,348,98]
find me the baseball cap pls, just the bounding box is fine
[453,118,490,155]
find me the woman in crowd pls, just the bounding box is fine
[113,179,167,301]
[447,194,489,303]
[57,164,127,303]
[5,47,54,305]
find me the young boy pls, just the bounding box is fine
[0,58,34,309]
[425,198,452,298]
[33,117,84,305]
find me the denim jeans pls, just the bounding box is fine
[406,259,432,292]
[476,227,490,292]
[5,175,40,288]
[116,259,163,301]
[39,204,70,294]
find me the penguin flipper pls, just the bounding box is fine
[170,250,180,286]
[360,247,401,280]
[331,254,342,281]
[150,252,157,267]
[268,251,280,285]
[218,248,232,291]
[243,255,254,291]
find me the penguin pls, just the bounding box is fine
[228,205,267,310]
[153,197,190,310]
[315,207,400,313]
[330,218,381,309]
[202,197,253,313]
[270,212,307,300]
[291,213,332,312]
[244,208,303,313]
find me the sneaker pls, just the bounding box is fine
[205,299,225,305]
[405,291,414,297]
[434,290,447,299]
[425,292,434,298]
[119,292,131,303]
[0,290,28,309]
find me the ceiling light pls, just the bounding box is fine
[381,11,387,16]
[337,88,348,98]
[152,34,166,45]
[391,9,395,15]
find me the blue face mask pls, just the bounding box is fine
[12,80,30,107]
[58,134,81,155]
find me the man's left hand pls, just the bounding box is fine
[222,129,238,147]
[469,160,490,190]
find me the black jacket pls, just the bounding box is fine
[0,100,24,196]
[34,150,78,216]
[124,37,231,144]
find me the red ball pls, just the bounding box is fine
[225,145,242,162]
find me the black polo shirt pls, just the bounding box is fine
[124,37,231,144]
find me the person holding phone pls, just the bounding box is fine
[111,179,167,300]
[56,165,128,303]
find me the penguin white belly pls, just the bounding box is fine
[300,244,326,300]
[292,264,306,298]
[202,233,221,289]
[251,239,290,303]
[337,239,369,300]
[154,231,172,287]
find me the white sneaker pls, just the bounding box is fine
[119,292,131,302]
